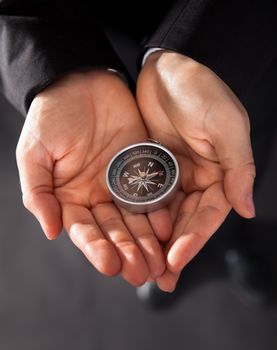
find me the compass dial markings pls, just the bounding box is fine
[125,166,163,193]
[108,144,177,204]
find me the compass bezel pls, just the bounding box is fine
[106,142,179,209]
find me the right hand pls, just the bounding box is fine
[16,70,171,286]
[137,51,256,291]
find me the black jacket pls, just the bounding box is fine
[0,0,276,115]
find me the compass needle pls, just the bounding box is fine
[146,171,159,180]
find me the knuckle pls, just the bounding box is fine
[243,161,256,178]
[70,222,94,235]
[70,223,99,244]
[84,238,106,253]
[116,239,137,252]
[134,232,153,242]
[99,216,123,230]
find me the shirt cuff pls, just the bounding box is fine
[141,48,165,67]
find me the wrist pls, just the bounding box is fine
[144,51,205,82]
[34,68,127,101]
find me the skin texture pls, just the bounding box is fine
[16,52,256,292]
[137,51,256,291]
[16,70,173,287]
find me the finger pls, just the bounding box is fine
[16,135,62,239]
[167,190,186,225]
[147,208,172,242]
[156,270,181,293]
[63,203,121,277]
[156,192,201,292]
[165,191,202,255]
[224,164,256,218]
[92,203,149,286]
[212,112,256,218]
[119,207,165,278]
[167,182,231,273]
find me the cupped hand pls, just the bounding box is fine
[16,70,171,286]
[137,51,256,291]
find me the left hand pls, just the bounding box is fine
[137,51,256,291]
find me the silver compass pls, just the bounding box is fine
[106,141,180,213]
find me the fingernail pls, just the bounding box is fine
[246,193,256,217]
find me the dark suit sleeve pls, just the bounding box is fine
[0,0,125,115]
[145,0,277,101]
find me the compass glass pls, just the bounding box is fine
[107,144,177,203]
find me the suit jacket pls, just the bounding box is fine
[0,0,276,115]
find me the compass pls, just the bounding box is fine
[106,141,180,213]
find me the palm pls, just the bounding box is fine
[52,76,146,209]
[17,71,170,286]
[140,112,230,247]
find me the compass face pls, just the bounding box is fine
[107,143,178,204]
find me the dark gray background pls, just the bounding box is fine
[0,94,276,350]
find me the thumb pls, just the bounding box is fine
[16,135,62,239]
[224,163,256,218]
[213,114,256,218]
